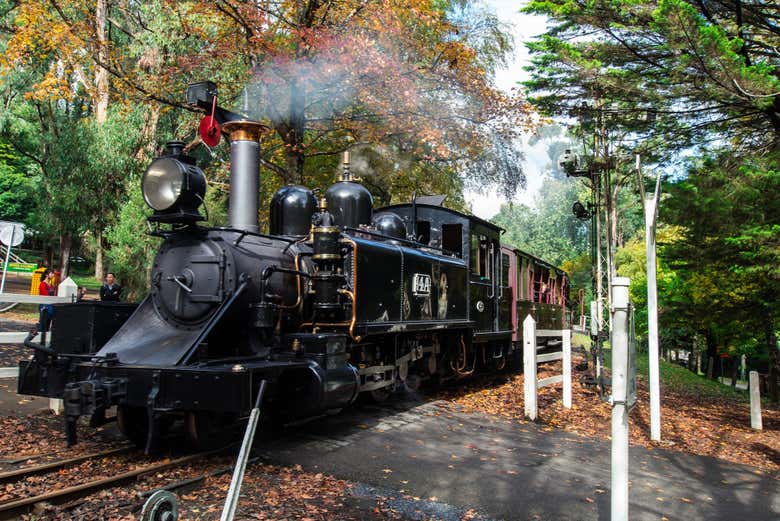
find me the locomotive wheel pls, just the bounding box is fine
[403,373,422,393]
[117,406,149,449]
[140,490,178,521]
[185,411,238,450]
[369,383,395,403]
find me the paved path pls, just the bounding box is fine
[261,398,779,521]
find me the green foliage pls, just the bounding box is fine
[615,226,687,350]
[104,186,159,300]
[522,0,780,156]
[661,152,779,356]
[0,142,36,222]
[492,177,588,266]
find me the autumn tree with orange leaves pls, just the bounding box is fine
[1,0,531,291]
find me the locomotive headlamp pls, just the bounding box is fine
[143,158,187,211]
[143,142,207,222]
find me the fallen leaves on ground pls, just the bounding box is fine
[23,462,407,521]
[0,412,127,464]
[442,353,780,472]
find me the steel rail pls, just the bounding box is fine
[0,445,134,484]
[0,447,226,515]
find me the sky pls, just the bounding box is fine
[464,1,551,219]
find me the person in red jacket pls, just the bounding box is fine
[38,268,55,332]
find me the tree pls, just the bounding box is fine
[0,142,36,222]
[522,0,780,156]
[491,125,590,266]
[662,152,779,396]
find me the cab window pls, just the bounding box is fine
[442,223,462,257]
[470,234,490,279]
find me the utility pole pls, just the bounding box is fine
[611,277,631,521]
[636,155,662,441]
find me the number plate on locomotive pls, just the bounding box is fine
[412,273,432,296]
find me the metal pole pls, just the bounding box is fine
[0,226,16,294]
[562,329,572,408]
[639,156,662,442]
[221,380,267,521]
[611,277,630,521]
[523,315,538,421]
[595,186,603,331]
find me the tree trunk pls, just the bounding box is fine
[705,330,717,379]
[135,104,161,161]
[94,228,104,282]
[94,0,109,124]
[767,317,779,403]
[45,243,54,269]
[688,336,696,372]
[730,358,739,387]
[59,232,72,280]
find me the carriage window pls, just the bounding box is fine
[517,258,526,300]
[442,224,462,257]
[501,254,509,286]
[534,268,551,303]
[415,220,431,244]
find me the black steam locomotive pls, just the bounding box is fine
[18,83,570,452]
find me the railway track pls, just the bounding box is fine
[0,445,231,519]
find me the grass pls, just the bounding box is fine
[576,330,753,403]
[601,347,752,404]
[69,275,102,291]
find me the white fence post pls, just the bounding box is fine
[523,315,537,421]
[749,371,762,430]
[562,329,572,409]
[611,277,631,521]
[57,276,78,299]
[47,277,77,415]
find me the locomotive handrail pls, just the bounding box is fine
[342,227,460,258]
[261,265,311,281]
[179,277,251,366]
[207,226,297,246]
[260,264,310,311]
[21,331,114,361]
[22,331,56,356]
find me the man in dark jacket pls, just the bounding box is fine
[100,272,122,301]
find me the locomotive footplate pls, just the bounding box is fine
[62,359,308,449]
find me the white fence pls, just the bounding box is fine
[0,293,74,304]
[523,315,572,421]
[0,279,77,414]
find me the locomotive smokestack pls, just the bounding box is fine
[221,120,267,232]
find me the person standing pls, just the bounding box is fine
[100,272,122,301]
[37,268,55,332]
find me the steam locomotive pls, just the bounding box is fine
[18,82,570,452]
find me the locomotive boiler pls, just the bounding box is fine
[18,82,570,452]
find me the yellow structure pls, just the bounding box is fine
[30,267,46,294]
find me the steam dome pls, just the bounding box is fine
[372,212,406,241]
[324,181,373,229]
[269,185,317,236]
